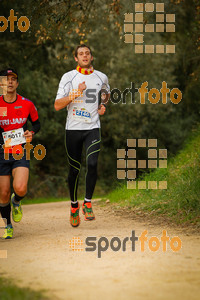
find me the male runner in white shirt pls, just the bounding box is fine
[54,45,110,227]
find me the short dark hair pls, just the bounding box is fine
[74,44,92,57]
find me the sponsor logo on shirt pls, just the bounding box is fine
[0,107,7,117]
[0,118,27,126]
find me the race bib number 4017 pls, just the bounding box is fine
[2,128,26,147]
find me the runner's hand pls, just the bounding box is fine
[24,130,33,143]
[98,104,106,115]
[78,81,86,92]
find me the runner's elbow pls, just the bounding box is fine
[54,101,60,111]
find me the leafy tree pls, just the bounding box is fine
[0,0,199,196]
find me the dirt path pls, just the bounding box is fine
[0,201,200,300]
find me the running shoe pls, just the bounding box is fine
[11,193,23,223]
[70,205,80,227]
[2,224,13,239]
[82,202,95,221]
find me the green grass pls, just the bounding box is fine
[0,277,48,300]
[23,193,103,205]
[107,127,200,225]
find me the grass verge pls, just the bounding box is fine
[107,127,200,225]
[0,276,48,300]
[23,193,103,205]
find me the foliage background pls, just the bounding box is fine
[0,0,199,198]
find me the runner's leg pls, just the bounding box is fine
[0,176,11,226]
[65,130,83,208]
[12,167,29,202]
[9,167,29,223]
[84,128,101,202]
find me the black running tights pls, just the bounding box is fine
[65,128,100,202]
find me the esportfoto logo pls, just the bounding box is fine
[0,9,30,33]
[0,76,8,95]
[3,142,46,161]
[69,230,182,258]
[117,138,168,190]
[0,218,8,259]
[124,2,176,54]
[69,81,182,105]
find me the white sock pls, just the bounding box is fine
[84,198,91,203]
[71,201,78,204]
[71,200,78,208]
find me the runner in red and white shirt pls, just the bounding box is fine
[54,45,110,227]
[0,68,40,239]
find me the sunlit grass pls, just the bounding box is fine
[107,127,200,224]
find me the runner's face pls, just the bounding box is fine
[75,47,93,68]
[7,74,18,93]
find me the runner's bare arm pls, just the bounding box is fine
[54,82,86,111]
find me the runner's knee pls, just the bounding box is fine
[0,189,11,203]
[87,158,98,174]
[13,183,27,196]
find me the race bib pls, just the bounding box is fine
[72,107,91,123]
[2,128,26,147]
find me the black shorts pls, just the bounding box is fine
[0,151,30,176]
